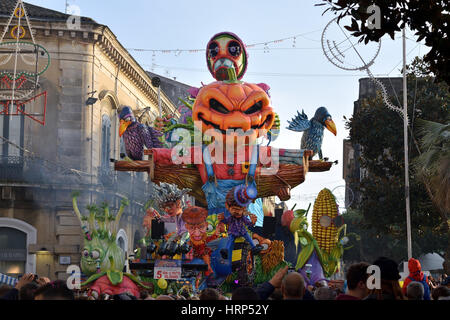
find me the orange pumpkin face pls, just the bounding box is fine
[192,81,275,138]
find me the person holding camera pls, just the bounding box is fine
[0,273,50,300]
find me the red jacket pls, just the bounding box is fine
[402,258,427,295]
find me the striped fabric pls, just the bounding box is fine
[0,273,18,287]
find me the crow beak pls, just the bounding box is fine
[325,119,337,136]
[119,119,131,137]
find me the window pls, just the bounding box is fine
[0,227,27,277]
[0,112,24,159]
[101,114,111,168]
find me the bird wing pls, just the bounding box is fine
[138,124,164,149]
[123,130,144,161]
[287,110,311,132]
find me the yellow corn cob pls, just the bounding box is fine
[312,188,339,253]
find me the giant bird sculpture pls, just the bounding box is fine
[119,106,163,160]
[286,107,337,160]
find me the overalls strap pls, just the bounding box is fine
[247,144,259,183]
[202,145,215,180]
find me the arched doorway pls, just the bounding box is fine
[0,218,37,275]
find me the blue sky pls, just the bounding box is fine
[26,0,426,216]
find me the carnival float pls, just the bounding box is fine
[72,31,356,297]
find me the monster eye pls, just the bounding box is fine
[210,99,230,114]
[261,243,269,251]
[90,250,100,259]
[206,224,214,232]
[82,250,89,257]
[208,42,220,58]
[244,101,263,114]
[228,41,241,57]
[252,239,260,246]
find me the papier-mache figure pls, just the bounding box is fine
[152,182,190,237]
[218,185,264,259]
[181,206,223,275]
[147,182,191,257]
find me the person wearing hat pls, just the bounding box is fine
[365,257,406,300]
[218,186,264,259]
[181,206,223,275]
[401,257,431,300]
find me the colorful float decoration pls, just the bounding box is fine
[0,0,50,126]
[71,192,150,299]
[282,188,359,285]
[113,31,337,292]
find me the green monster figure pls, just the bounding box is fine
[72,192,128,276]
[72,192,151,298]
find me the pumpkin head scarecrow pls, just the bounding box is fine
[192,77,275,138]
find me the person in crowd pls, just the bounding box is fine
[401,257,431,300]
[441,276,450,288]
[366,257,406,300]
[336,262,370,300]
[231,286,260,300]
[280,272,305,300]
[432,286,450,300]
[34,280,74,300]
[19,282,39,300]
[438,274,448,285]
[314,286,337,300]
[0,273,50,300]
[199,288,220,300]
[268,288,283,300]
[406,281,424,300]
[255,266,315,300]
[156,295,174,300]
[0,285,12,299]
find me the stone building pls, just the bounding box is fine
[0,1,181,280]
[343,77,403,208]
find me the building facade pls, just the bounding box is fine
[343,77,403,209]
[0,1,181,281]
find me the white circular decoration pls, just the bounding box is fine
[319,215,332,228]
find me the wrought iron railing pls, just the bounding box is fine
[0,156,152,205]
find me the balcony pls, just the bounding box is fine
[0,156,152,208]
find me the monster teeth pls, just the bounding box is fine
[214,58,234,71]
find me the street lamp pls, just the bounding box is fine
[151,77,162,116]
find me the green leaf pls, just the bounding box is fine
[295,242,314,270]
[106,270,123,286]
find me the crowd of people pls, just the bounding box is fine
[1,257,449,301]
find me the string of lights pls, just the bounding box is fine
[127,29,323,53]
[145,63,390,78]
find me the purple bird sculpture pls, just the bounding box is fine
[119,106,163,160]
